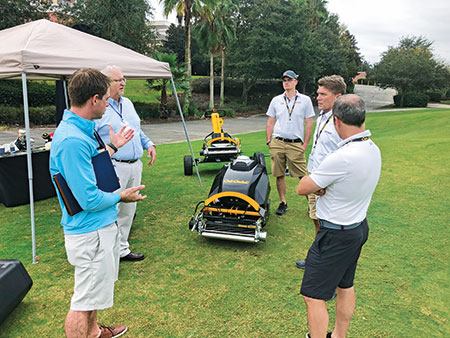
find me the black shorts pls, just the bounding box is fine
[300,218,369,300]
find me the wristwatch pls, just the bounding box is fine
[266,140,271,146]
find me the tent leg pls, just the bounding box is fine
[22,74,37,264]
[170,77,202,187]
[62,78,69,108]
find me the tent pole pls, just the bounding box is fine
[22,74,37,264]
[62,77,69,108]
[170,77,202,187]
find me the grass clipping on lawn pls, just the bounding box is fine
[0,109,449,337]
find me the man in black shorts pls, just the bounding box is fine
[297,94,381,338]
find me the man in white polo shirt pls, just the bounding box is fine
[296,75,346,270]
[297,94,381,338]
[266,70,315,216]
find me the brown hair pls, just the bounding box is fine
[68,68,111,107]
[318,75,346,95]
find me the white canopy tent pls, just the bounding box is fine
[0,19,201,263]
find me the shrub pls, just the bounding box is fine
[346,82,355,94]
[425,89,443,102]
[0,80,56,107]
[223,108,235,117]
[191,78,282,99]
[133,102,160,120]
[186,105,201,117]
[394,92,429,107]
[0,105,56,126]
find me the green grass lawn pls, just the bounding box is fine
[123,80,160,103]
[1,109,449,337]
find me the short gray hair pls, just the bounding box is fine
[333,94,366,127]
[101,65,121,77]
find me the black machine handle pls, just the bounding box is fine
[204,109,226,118]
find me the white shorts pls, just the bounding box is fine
[65,222,120,311]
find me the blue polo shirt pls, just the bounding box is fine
[50,110,121,235]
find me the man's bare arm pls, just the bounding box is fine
[266,116,275,144]
[297,175,322,195]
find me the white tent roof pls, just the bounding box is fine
[0,19,171,80]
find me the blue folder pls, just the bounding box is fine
[53,150,120,216]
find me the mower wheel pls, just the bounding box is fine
[184,155,193,176]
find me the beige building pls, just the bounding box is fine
[150,20,171,42]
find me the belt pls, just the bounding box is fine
[319,219,362,230]
[113,158,138,164]
[275,137,302,143]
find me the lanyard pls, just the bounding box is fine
[344,136,369,146]
[313,113,333,148]
[283,95,298,120]
[93,130,106,150]
[110,101,123,120]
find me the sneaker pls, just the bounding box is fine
[275,202,288,215]
[98,324,128,338]
[296,260,306,269]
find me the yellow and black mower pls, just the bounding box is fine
[183,109,241,175]
[189,152,270,243]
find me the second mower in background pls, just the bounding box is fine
[184,109,241,175]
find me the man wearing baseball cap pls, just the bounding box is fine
[266,70,315,215]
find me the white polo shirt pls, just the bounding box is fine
[310,130,381,225]
[266,91,315,141]
[307,109,342,173]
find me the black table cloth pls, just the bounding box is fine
[0,150,56,207]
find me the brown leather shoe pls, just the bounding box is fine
[98,324,128,338]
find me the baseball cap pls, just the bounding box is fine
[282,70,298,79]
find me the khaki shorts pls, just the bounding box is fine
[65,222,120,311]
[307,193,318,220]
[269,138,307,178]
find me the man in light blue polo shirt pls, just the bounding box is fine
[266,70,315,215]
[95,66,156,262]
[50,68,147,338]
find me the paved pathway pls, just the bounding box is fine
[1,85,449,148]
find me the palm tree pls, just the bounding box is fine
[196,0,237,108]
[146,53,187,118]
[216,1,237,107]
[161,0,211,113]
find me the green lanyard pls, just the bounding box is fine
[284,95,298,120]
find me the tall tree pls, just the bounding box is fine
[196,0,237,108]
[0,0,50,30]
[228,0,360,103]
[215,1,237,107]
[163,24,186,64]
[228,0,297,104]
[57,0,156,55]
[161,0,212,112]
[196,11,220,109]
[372,36,450,106]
